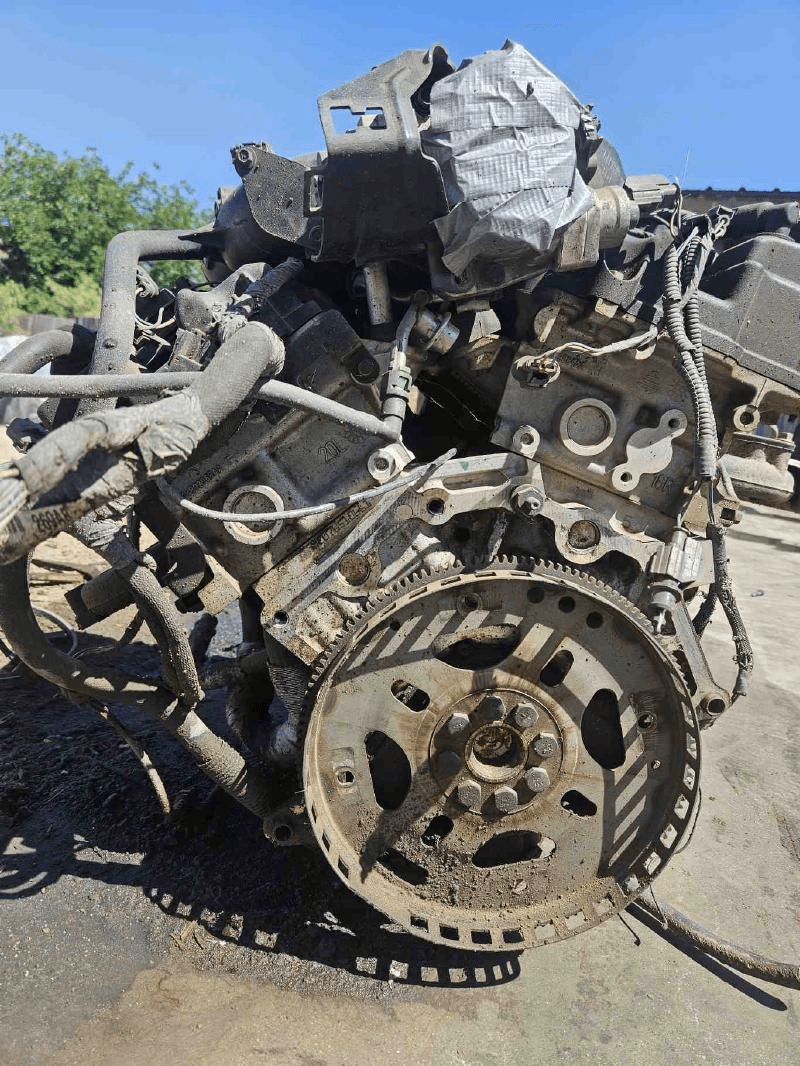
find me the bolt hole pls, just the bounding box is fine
[458,593,481,612]
[586,611,604,629]
[558,596,576,613]
[389,619,401,631]
[560,790,598,817]
[378,848,428,885]
[527,586,545,604]
[706,698,726,716]
[335,769,355,786]
[620,471,632,482]
[427,497,445,515]
[668,417,681,430]
[421,814,454,848]
[740,412,754,425]
[273,610,289,627]
[391,679,429,711]
[637,713,656,731]
[473,831,553,868]
[273,823,292,842]
[539,649,574,687]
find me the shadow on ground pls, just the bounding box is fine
[0,650,521,992]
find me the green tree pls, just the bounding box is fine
[0,133,208,321]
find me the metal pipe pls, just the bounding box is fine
[362,262,392,327]
[261,379,399,441]
[0,374,398,440]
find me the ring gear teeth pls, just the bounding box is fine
[300,555,701,951]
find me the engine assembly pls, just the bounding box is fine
[2,41,800,954]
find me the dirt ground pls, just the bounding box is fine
[0,483,798,1064]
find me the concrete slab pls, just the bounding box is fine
[2,504,798,1064]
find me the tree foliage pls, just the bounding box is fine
[0,134,208,320]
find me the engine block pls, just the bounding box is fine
[1,40,799,954]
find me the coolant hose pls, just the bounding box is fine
[633,895,800,990]
[81,229,205,414]
[0,322,284,562]
[0,324,94,375]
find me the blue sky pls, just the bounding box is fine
[1,0,798,215]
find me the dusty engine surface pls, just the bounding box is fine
[2,41,800,953]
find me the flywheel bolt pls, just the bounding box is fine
[494,785,519,814]
[456,779,482,809]
[480,695,505,720]
[524,766,550,793]
[437,750,462,777]
[533,732,558,758]
[513,702,538,729]
[445,711,471,736]
[512,486,544,518]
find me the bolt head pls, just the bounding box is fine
[480,695,505,721]
[456,779,482,809]
[445,711,471,736]
[494,785,519,814]
[622,874,640,895]
[524,766,550,793]
[513,487,544,518]
[437,750,462,777]
[533,732,558,758]
[513,702,538,730]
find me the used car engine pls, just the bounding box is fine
[2,41,799,952]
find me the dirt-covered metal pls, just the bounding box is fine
[0,40,798,958]
[302,558,700,950]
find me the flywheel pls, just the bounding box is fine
[302,558,700,950]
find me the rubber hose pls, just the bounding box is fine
[0,324,284,565]
[14,322,284,513]
[81,229,205,415]
[634,896,800,990]
[0,326,93,375]
[74,515,203,707]
[706,520,753,699]
[692,585,718,637]
[0,554,274,818]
